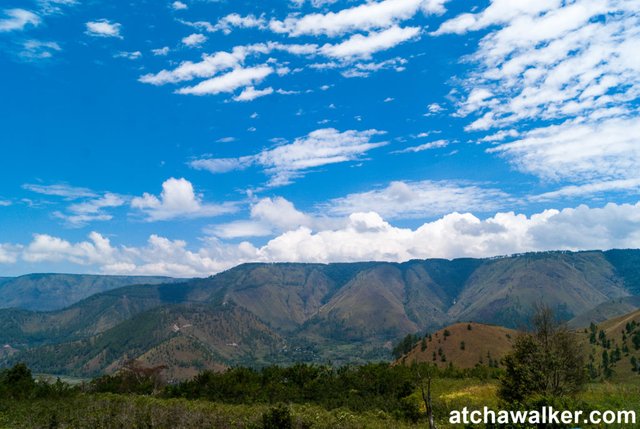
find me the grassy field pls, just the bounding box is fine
[2,378,639,428]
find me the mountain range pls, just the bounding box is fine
[2,249,640,380]
[0,274,180,311]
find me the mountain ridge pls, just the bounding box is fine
[3,249,640,378]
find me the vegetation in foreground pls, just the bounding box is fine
[2,307,640,428]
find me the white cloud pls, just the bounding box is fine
[0,9,41,32]
[0,244,19,264]
[22,183,97,200]
[17,231,254,277]
[114,50,142,60]
[424,102,443,115]
[433,0,560,35]
[171,1,188,10]
[38,0,78,15]
[176,65,274,96]
[4,202,640,276]
[532,178,640,202]
[190,128,387,186]
[152,46,170,56]
[270,0,443,37]
[477,129,519,143]
[208,196,312,239]
[488,116,640,184]
[55,193,126,227]
[393,139,449,153]
[0,200,11,207]
[255,202,640,263]
[85,19,122,38]
[338,57,407,78]
[325,180,509,219]
[182,33,207,47]
[18,40,61,60]
[130,177,237,221]
[217,136,236,143]
[22,231,116,265]
[435,0,640,203]
[233,86,274,102]
[291,0,339,7]
[439,0,640,129]
[139,43,316,86]
[208,13,267,34]
[320,25,421,59]
[140,50,244,85]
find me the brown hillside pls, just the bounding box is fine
[575,309,640,381]
[398,322,519,369]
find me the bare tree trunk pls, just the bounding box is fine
[420,372,437,429]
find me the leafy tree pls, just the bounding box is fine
[589,322,597,344]
[0,363,36,399]
[499,306,586,402]
[392,333,420,359]
[261,404,293,429]
[632,331,640,350]
[91,359,167,394]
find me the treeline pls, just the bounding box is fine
[0,363,76,400]
[104,361,499,420]
[1,360,501,424]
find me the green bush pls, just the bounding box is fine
[261,404,293,429]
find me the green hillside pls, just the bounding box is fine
[0,273,180,311]
[3,249,640,378]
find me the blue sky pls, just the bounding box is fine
[1,0,639,276]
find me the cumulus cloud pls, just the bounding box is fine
[0,9,41,32]
[0,244,19,264]
[15,231,253,277]
[255,202,640,263]
[182,33,207,47]
[85,19,122,38]
[325,180,510,219]
[4,202,640,276]
[190,128,387,186]
[171,1,188,10]
[130,177,237,221]
[208,196,312,239]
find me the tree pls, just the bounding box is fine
[499,305,586,402]
[0,363,36,399]
[414,363,438,429]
